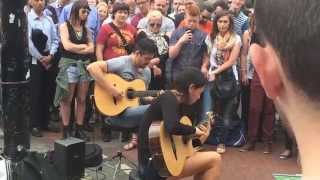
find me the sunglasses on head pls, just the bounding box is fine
[149,23,161,27]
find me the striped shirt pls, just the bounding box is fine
[233,11,249,36]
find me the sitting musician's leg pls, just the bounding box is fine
[107,105,150,150]
[168,151,221,180]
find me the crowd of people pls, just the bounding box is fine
[23,0,314,179]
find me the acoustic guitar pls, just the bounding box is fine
[94,73,159,116]
[148,112,214,177]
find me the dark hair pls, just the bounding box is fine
[111,2,129,19]
[173,67,207,95]
[202,5,213,13]
[134,38,158,55]
[255,0,320,101]
[212,0,229,11]
[69,0,90,26]
[210,10,234,42]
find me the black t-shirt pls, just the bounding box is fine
[138,91,198,179]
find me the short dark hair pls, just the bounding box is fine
[134,38,158,55]
[212,0,228,11]
[111,2,129,18]
[173,67,207,95]
[255,0,320,101]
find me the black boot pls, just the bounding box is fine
[62,125,72,139]
[74,124,90,142]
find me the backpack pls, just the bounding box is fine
[84,144,103,167]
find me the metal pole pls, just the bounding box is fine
[0,0,30,162]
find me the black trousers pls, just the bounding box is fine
[30,64,57,129]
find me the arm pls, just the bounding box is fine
[96,43,105,61]
[87,61,122,99]
[59,23,87,52]
[161,92,196,135]
[240,31,250,85]
[211,38,241,75]
[168,30,192,59]
[78,27,94,55]
[49,18,59,56]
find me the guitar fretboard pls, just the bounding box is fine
[127,90,159,98]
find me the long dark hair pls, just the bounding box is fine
[173,67,207,97]
[69,0,90,26]
[210,10,234,43]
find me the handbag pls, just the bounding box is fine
[109,22,133,54]
[211,68,240,100]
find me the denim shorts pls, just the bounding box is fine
[66,65,92,83]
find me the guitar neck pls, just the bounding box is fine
[127,90,159,98]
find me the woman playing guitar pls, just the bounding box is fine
[138,68,221,180]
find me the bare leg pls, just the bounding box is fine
[168,151,221,180]
[59,83,77,126]
[75,81,89,125]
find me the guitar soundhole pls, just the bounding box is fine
[127,88,134,99]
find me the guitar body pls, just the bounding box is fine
[149,116,194,177]
[94,73,146,116]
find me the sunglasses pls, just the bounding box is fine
[149,23,161,28]
[201,15,211,21]
[80,9,90,14]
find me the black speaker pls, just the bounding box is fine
[54,137,85,180]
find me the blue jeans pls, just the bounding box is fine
[200,85,213,123]
[105,105,150,130]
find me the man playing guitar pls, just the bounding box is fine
[87,38,158,150]
[138,68,221,180]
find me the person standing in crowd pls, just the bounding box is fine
[96,1,109,25]
[138,68,221,180]
[250,0,320,178]
[59,0,100,41]
[168,4,210,126]
[124,0,136,23]
[211,0,229,19]
[177,4,185,14]
[137,0,175,36]
[28,0,59,137]
[178,5,213,35]
[229,0,248,36]
[239,10,254,134]
[136,10,169,90]
[45,0,71,25]
[96,2,136,61]
[205,10,241,153]
[173,0,196,28]
[95,2,137,142]
[130,0,150,28]
[168,4,207,86]
[168,0,182,19]
[54,0,94,141]
[88,38,158,151]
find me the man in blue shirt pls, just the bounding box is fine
[59,1,100,41]
[167,4,209,124]
[28,0,59,137]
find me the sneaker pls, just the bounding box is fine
[263,142,272,154]
[279,149,292,159]
[239,141,256,152]
[216,144,226,154]
[31,127,43,137]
